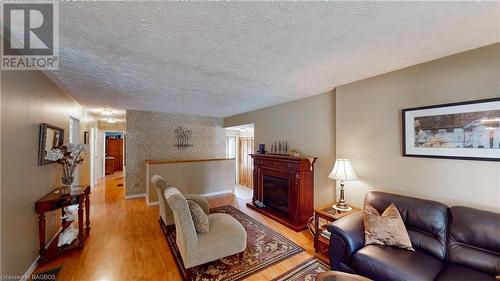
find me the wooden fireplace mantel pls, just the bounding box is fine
[247,154,317,232]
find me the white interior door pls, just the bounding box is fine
[93,128,104,182]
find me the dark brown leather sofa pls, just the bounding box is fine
[327,191,500,281]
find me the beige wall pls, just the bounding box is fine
[78,110,97,187]
[1,70,94,276]
[147,159,235,203]
[0,71,2,274]
[125,110,226,196]
[336,43,500,212]
[224,91,336,207]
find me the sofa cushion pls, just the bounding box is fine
[364,191,448,260]
[448,206,500,275]
[352,245,443,281]
[187,200,209,233]
[435,264,495,281]
[363,203,414,251]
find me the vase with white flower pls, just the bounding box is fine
[45,143,88,186]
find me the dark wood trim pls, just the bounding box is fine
[402,97,500,162]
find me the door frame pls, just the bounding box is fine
[102,130,126,177]
[238,136,254,188]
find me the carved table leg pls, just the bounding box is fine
[78,201,84,248]
[85,193,91,234]
[314,213,319,253]
[185,268,192,281]
[39,213,46,260]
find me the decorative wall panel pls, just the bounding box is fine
[125,110,226,196]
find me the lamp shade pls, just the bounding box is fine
[328,159,359,181]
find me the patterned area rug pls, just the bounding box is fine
[273,258,330,281]
[165,205,303,281]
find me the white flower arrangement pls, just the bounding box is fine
[46,143,88,186]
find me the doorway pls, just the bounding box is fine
[225,124,255,197]
[69,117,80,144]
[69,117,81,183]
[239,137,254,188]
[104,131,125,176]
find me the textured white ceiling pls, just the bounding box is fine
[51,2,500,117]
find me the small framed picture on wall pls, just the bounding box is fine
[402,98,500,161]
[84,131,89,144]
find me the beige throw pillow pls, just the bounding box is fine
[187,200,209,233]
[363,202,414,251]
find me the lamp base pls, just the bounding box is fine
[332,204,352,212]
[333,181,352,212]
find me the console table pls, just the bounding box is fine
[35,185,91,263]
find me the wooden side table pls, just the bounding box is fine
[314,203,360,254]
[35,185,91,263]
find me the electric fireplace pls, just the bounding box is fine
[247,154,317,232]
[263,175,290,216]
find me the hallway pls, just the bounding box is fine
[34,174,316,281]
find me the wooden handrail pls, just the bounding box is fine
[145,158,235,165]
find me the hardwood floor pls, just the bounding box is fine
[34,173,323,280]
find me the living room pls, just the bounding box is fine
[0,2,499,281]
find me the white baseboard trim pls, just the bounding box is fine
[147,201,159,207]
[145,195,159,207]
[22,256,40,281]
[22,227,62,280]
[125,193,145,199]
[201,189,233,197]
[145,189,233,207]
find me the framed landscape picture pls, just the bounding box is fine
[402,98,500,161]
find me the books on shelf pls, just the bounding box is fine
[320,229,331,240]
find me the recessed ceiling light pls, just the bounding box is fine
[101,109,113,116]
[107,118,116,123]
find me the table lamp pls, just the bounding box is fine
[329,159,358,212]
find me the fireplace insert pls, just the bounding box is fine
[263,175,290,216]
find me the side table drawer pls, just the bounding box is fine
[318,236,330,255]
[319,241,329,255]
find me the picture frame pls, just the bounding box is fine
[38,123,65,165]
[402,98,500,161]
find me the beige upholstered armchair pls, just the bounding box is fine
[166,187,247,280]
[151,175,209,233]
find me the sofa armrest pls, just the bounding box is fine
[327,210,365,271]
[185,194,209,214]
